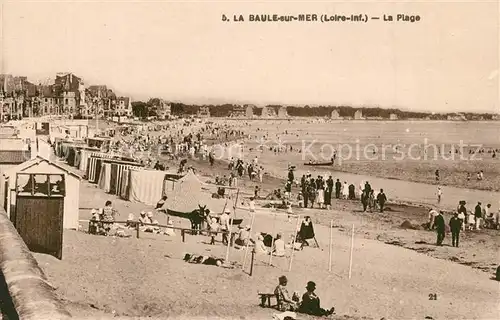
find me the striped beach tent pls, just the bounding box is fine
[127,169,170,206]
[86,152,116,183]
[119,168,131,199]
[110,163,141,195]
[98,163,112,192]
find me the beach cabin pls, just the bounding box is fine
[1,156,81,230]
[389,113,398,120]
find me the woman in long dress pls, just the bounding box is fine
[342,182,349,199]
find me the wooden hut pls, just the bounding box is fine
[1,156,81,230]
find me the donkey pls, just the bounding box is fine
[189,205,210,235]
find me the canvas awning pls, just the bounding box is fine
[162,171,228,214]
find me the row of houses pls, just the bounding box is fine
[197,105,290,118]
[330,109,399,120]
[0,73,133,121]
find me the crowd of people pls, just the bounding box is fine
[88,200,177,237]
[428,200,500,247]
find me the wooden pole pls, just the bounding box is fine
[225,216,233,261]
[348,224,354,279]
[328,220,333,272]
[181,229,185,243]
[242,211,256,269]
[250,248,255,276]
[233,188,240,218]
[268,212,278,266]
[288,214,301,272]
[136,222,140,238]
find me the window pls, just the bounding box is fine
[33,174,49,196]
[49,175,65,196]
[16,174,33,196]
[16,173,65,197]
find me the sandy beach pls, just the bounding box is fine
[31,153,500,319]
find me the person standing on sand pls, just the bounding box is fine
[457,201,467,231]
[428,208,438,230]
[335,179,341,199]
[342,182,349,199]
[368,190,376,212]
[474,202,482,230]
[302,180,309,208]
[434,210,445,246]
[361,190,369,212]
[437,187,442,204]
[376,189,387,213]
[307,182,316,208]
[449,212,462,247]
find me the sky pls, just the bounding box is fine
[1,0,498,113]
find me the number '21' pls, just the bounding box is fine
[429,293,437,300]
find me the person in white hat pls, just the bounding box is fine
[219,209,231,245]
[208,217,219,244]
[235,224,251,246]
[126,214,135,228]
[89,209,100,235]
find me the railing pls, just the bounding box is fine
[81,219,239,243]
[0,211,71,320]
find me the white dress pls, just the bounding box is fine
[317,189,324,203]
[342,184,349,197]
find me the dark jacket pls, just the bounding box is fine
[377,192,387,204]
[474,205,482,218]
[449,216,462,232]
[434,214,445,231]
[457,205,467,215]
[335,181,341,191]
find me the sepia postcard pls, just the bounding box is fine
[0,1,498,319]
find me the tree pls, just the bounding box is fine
[132,101,148,118]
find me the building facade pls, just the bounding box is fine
[197,106,210,118]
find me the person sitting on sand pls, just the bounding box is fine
[254,234,269,254]
[273,233,286,257]
[298,281,335,317]
[274,276,299,312]
[125,214,136,228]
[235,225,251,246]
[138,211,148,226]
[152,220,161,234]
[89,209,100,235]
[297,192,304,208]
